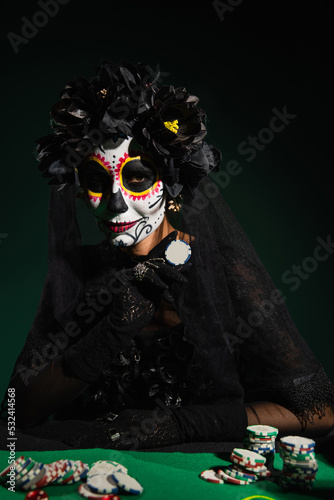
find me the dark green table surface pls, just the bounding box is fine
[1,449,333,500]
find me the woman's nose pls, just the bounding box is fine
[106,188,128,214]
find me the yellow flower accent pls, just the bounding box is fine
[164,119,179,134]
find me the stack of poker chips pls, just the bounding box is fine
[278,436,318,490]
[244,424,278,463]
[79,460,144,498]
[222,448,271,484]
[200,448,271,485]
[0,456,89,491]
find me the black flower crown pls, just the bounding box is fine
[36,60,221,198]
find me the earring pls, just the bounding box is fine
[167,195,183,212]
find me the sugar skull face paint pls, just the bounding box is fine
[82,137,166,247]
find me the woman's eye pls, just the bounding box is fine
[128,175,146,184]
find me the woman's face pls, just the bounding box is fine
[82,137,166,247]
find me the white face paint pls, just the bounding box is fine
[82,137,166,247]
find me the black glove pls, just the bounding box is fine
[129,231,191,304]
[62,231,190,383]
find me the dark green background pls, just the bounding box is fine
[1,0,333,400]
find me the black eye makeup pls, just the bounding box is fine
[84,160,112,194]
[121,159,158,193]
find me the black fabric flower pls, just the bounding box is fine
[35,60,221,197]
[132,86,207,157]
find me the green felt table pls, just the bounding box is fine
[0,449,333,500]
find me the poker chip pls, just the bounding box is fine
[0,456,90,492]
[1,456,26,482]
[16,463,45,489]
[165,239,191,266]
[88,461,128,478]
[225,465,257,481]
[280,436,315,449]
[241,464,268,473]
[24,490,49,500]
[48,460,72,484]
[34,464,59,489]
[231,461,270,480]
[20,468,47,491]
[63,460,89,485]
[87,474,119,494]
[197,425,279,490]
[15,457,35,476]
[217,469,249,485]
[200,470,224,484]
[231,448,266,466]
[279,443,314,453]
[78,483,121,499]
[246,425,279,437]
[243,425,277,460]
[111,471,144,495]
[278,435,318,490]
[15,459,37,480]
[280,450,316,462]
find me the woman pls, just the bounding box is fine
[2,60,334,450]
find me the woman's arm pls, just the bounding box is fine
[246,401,334,437]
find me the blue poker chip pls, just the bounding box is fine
[165,240,191,266]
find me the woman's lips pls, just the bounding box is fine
[103,219,140,233]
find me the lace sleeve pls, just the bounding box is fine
[221,242,334,425]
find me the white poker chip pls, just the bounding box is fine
[246,425,278,437]
[88,460,128,478]
[111,471,144,495]
[78,483,119,499]
[87,474,119,494]
[199,469,224,484]
[280,436,315,449]
[165,239,191,266]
